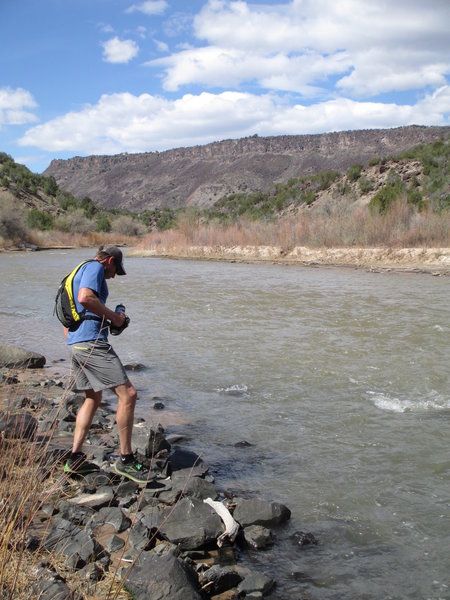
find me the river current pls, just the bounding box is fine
[1,249,449,599]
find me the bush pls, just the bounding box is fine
[111,215,146,236]
[347,163,363,182]
[0,195,28,242]
[27,209,54,230]
[55,209,94,234]
[96,214,111,232]
[359,176,375,194]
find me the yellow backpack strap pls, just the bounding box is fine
[64,261,89,323]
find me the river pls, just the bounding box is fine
[1,248,449,599]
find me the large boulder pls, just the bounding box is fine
[0,411,38,440]
[124,549,202,600]
[156,497,223,550]
[0,344,45,368]
[233,498,291,528]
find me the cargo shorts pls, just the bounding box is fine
[69,340,128,392]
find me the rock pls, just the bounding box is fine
[0,411,38,440]
[104,534,125,553]
[0,344,45,368]
[157,497,223,550]
[42,519,105,569]
[200,564,243,595]
[243,525,274,549]
[237,572,275,596]
[233,498,291,528]
[145,425,171,457]
[153,401,165,410]
[91,506,131,532]
[31,564,82,600]
[124,362,146,371]
[66,486,114,509]
[290,530,319,547]
[170,448,208,475]
[124,549,202,600]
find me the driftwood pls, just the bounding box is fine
[204,498,240,547]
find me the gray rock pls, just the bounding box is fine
[66,486,114,509]
[0,344,45,368]
[43,520,101,569]
[237,572,275,596]
[145,425,171,457]
[156,497,222,550]
[91,506,131,532]
[124,549,202,600]
[105,534,125,553]
[201,564,243,595]
[244,525,274,549]
[233,498,291,528]
[0,411,38,439]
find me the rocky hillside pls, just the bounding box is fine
[44,126,449,213]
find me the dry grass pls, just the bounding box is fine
[133,197,450,254]
[0,375,133,600]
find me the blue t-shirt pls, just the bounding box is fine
[67,260,109,345]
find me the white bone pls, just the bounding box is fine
[204,497,240,547]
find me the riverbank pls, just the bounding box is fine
[0,345,299,600]
[128,244,450,275]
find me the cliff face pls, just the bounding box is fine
[43,126,449,212]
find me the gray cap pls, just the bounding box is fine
[102,245,126,275]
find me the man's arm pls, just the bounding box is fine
[78,287,125,327]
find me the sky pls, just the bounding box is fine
[1,0,449,174]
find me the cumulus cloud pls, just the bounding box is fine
[18,87,449,155]
[0,87,38,126]
[126,0,168,16]
[102,37,139,63]
[147,0,450,98]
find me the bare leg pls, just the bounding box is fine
[71,390,102,453]
[113,380,137,455]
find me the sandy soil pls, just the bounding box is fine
[128,245,450,275]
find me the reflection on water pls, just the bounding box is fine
[1,249,449,599]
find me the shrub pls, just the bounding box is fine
[0,195,28,242]
[359,175,375,194]
[407,189,424,211]
[347,163,363,182]
[55,209,94,234]
[111,215,146,236]
[27,209,54,230]
[96,214,111,232]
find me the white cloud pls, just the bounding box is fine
[102,37,139,63]
[0,87,38,126]
[148,0,450,98]
[126,1,168,16]
[18,87,449,155]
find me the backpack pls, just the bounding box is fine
[54,260,102,330]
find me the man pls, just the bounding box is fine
[63,244,150,484]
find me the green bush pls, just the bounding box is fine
[347,163,363,182]
[27,209,54,230]
[359,175,374,194]
[96,214,111,232]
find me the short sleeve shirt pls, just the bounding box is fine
[67,260,109,345]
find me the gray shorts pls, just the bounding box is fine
[69,340,128,392]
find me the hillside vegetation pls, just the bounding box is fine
[1,138,449,253]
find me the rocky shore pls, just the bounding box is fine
[0,344,314,599]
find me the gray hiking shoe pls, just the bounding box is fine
[113,454,155,484]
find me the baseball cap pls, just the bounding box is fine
[102,245,126,275]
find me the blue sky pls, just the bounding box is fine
[1,0,449,174]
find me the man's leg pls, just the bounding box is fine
[113,380,137,455]
[71,389,102,453]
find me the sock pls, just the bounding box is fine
[120,453,134,464]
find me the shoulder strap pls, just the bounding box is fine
[65,260,94,325]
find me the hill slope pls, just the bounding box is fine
[44,126,450,212]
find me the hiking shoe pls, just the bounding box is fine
[113,454,155,484]
[64,452,100,475]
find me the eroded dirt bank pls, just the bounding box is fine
[128,246,450,275]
